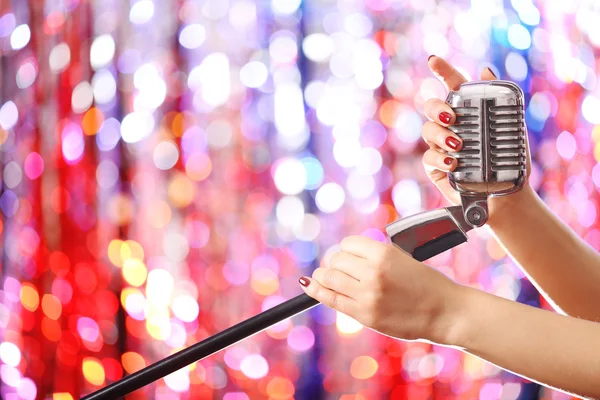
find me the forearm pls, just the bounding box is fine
[487,185,600,321]
[448,287,600,399]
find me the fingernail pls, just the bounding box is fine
[487,67,497,78]
[428,54,436,61]
[299,277,310,287]
[445,136,461,150]
[444,157,454,165]
[439,112,452,124]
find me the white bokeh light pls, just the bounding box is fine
[0,101,18,130]
[92,70,117,104]
[273,158,307,195]
[276,196,305,228]
[347,171,375,200]
[90,34,115,70]
[582,95,600,124]
[49,43,71,73]
[333,139,362,168]
[239,61,268,88]
[171,295,199,322]
[71,81,94,113]
[302,34,334,62]
[274,83,306,137]
[179,24,206,49]
[240,354,269,379]
[153,141,180,170]
[315,183,345,213]
[271,0,301,15]
[146,269,174,308]
[121,112,155,143]
[130,0,154,24]
[10,24,30,50]
[392,179,422,216]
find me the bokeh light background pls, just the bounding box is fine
[0,0,596,398]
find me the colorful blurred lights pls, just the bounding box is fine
[287,325,315,352]
[240,354,269,379]
[507,24,532,50]
[556,131,576,160]
[350,356,378,379]
[336,312,363,335]
[77,317,101,342]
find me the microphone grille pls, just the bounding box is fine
[446,81,527,196]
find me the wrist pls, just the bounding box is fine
[486,183,537,230]
[435,284,482,347]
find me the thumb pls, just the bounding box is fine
[428,56,468,91]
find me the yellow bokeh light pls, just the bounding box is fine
[350,356,378,380]
[82,357,105,386]
[121,240,145,262]
[168,173,195,208]
[146,309,171,341]
[336,312,363,335]
[53,393,74,400]
[464,353,485,379]
[41,294,62,320]
[108,239,124,267]
[20,284,40,312]
[594,142,600,162]
[592,126,600,142]
[250,269,279,296]
[122,259,148,287]
[266,377,295,399]
[122,352,146,374]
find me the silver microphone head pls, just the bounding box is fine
[446,80,527,227]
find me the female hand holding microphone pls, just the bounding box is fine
[299,56,600,399]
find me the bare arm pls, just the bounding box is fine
[450,285,600,399]
[488,185,600,321]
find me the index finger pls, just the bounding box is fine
[340,235,389,260]
[428,56,468,92]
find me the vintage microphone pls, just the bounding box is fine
[82,80,527,399]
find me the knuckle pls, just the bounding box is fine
[329,251,343,268]
[323,270,335,287]
[328,293,341,311]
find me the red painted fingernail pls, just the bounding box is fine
[299,277,310,287]
[445,136,461,150]
[444,157,454,165]
[439,112,452,124]
[487,67,497,78]
[428,54,436,61]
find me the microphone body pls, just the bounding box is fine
[83,80,527,399]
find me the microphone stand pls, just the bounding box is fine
[82,205,473,399]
